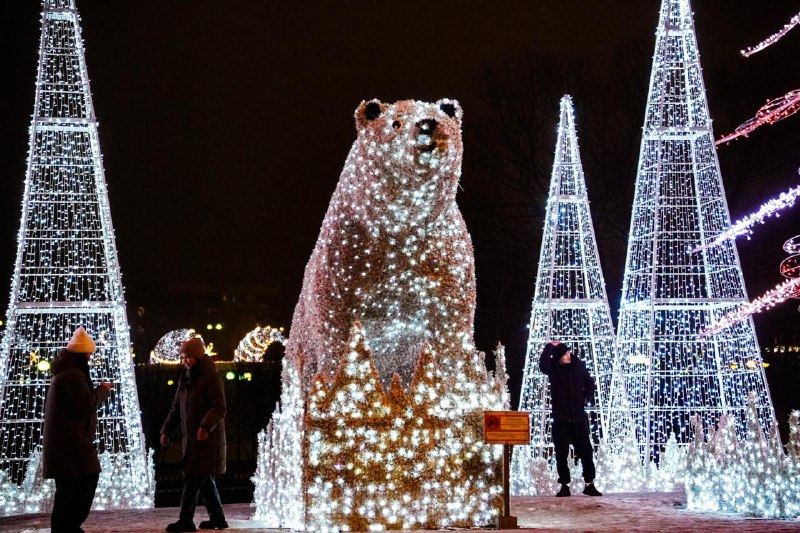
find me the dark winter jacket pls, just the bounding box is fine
[539,343,595,422]
[160,356,227,476]
[42,350,110,478]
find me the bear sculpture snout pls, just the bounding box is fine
[417,119,438,134]
[416,119,443,153]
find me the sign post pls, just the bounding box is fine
[484,411,530,529]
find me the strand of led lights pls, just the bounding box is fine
[716,90,800,145]
[702,277,800,336]
[693,184,800,252]
[741,11,800,57]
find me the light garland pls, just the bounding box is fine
[703,234,800,335]
[740,10,800,57]
[686,396,800,518]
[716,89,800,145]
[252,99,507,530]
[512,95,619,495]
[702,278,800,336]
[608,0,775,466]
[0,0,152,515]
[692,184,800,252]
[233,325,285,362]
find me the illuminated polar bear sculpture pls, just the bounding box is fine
[287,98,475,389]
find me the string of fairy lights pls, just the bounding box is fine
[513,95,618,495]
[740,10,800,57]
[692,185,800,253]
[716,89,800,145]
[608,0,774,459]
[0,0,151,514]
[704,235,800,335]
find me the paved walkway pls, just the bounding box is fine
[2,493,799,532]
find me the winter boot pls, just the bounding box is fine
[555,484,571,497]
[199,518,229,530]
[165,521,197,532]
[583,482,602,496]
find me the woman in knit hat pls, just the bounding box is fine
[160,336,228,532]
[42,326,113,533]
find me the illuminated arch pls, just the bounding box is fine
[149,328,198,364]
[234,326,286,362]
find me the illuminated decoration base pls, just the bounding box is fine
[686,397,800,518]
[253,325,507,531]
[253,361,305,529]
[608,0,775,462]
[512,435,686,495]
[512,95,620,495]
[0,0,152,514]
[234,326,286,362]
[0,448,155,515]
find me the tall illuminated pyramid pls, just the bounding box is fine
[0,0,151,512]
[609,0,775,458]
[512,96,617,494]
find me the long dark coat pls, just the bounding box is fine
[539,343,596,422]
[42,350,110,478]
[160,356,227,476]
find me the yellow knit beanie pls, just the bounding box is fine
[66,326,96,354]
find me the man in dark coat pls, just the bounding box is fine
[43,326,112,533]
[539,341,602,497]
[161,337,228,532]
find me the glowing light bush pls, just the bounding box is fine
[686,397,800,518]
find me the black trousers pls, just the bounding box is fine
[552,419,595,484]
[178,474,225,524]
[51,472,100,533]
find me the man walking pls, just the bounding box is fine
[539,341,602,497]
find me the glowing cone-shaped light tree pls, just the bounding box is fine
[0,0,152,513]
[609,0,775,460]
[513,96,618,494]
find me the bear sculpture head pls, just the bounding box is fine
[288,98,474,390]
[350,98,463,227]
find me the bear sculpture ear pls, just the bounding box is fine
[437,99,462,120]
[355,99,385,130]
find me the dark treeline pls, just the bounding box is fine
[459,35,800,410]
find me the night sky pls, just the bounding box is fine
[1,1,799,402]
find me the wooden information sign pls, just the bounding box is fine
[483,411,530,445]
[484,410,530,529]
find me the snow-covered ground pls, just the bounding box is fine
[2,493,799,532]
